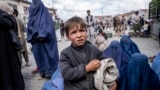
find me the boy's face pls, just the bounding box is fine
[67,24,87,47]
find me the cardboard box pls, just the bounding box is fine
[128,32,143,37]
[105,33,112,38]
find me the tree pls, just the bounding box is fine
[150,0,160,19]
[151,0,160,8]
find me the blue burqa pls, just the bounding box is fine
[42,66,64,90]
[118,53,160,90]
[103,40,130,71]
[120,35,140,57]
[27,0,59,77]
[152,52,160,81]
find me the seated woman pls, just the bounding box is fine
[152,52,160,81]
[93,30,108,51]
[42,66,64,90]
[118,53,160,90]
[103,40,130,72]
[120,35,140,57]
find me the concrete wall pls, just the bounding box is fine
[150,21,160,40]
[3,0,30,25]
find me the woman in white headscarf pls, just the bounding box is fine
[93,30,108,51]
[0,1,25,90]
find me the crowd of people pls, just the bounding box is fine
[0,0,160,90]
[113,11,151,37]
[57,8,150,41]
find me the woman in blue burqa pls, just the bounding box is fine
[120,35,140,57]
[103,40,130,72]
[42,65,64,90]
[27,0,59,78]
[118,53,160,90]
[152,52,160,81]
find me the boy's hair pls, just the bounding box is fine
[64,16,87,37]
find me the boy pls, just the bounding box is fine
[142,21,149,37]
[60,16,116,90]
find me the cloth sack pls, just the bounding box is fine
[94,58,119,90]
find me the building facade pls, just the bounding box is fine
[3,0,56,25]
[149,0,160,40]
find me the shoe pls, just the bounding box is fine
[25,62,30,67]
[32,68,39,74]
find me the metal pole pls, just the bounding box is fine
[102,8,103,16]
[102,8,103,19]
[52,0,53,8]
[119,0,120,14]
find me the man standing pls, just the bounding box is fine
[121,15,126,34]
[60,20,65,39]
[114,15,121,36]
[27,0,59,78]
[12,8,30,66]
[132,11,141,32]
[86,10,95,42]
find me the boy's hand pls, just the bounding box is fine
[86,60,101,72]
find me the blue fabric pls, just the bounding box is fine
[118,53,160,90]
[120,35,140,57]
[152,52,160,81]
[42,67,64,90]
[27,1,59,77]
[103,40,130,71]
[32,0,40,4]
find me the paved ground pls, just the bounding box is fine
[22,29,160,90]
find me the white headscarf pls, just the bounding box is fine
[0,1,13,14]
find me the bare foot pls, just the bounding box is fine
[37,76,45,80]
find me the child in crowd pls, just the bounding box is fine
[60,16,117,90]
[142,21,149,37]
